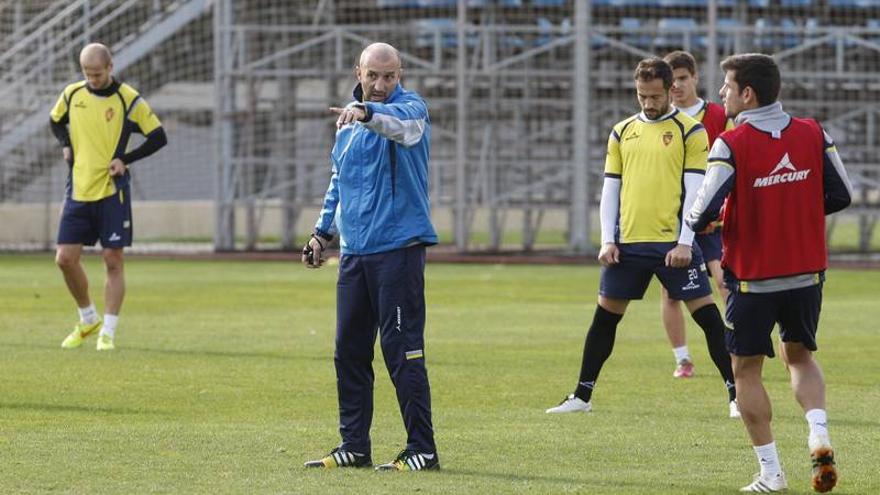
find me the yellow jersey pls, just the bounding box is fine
[50,80,161,201]
[604,109,709,243]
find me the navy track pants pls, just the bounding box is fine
[334,245,436,454]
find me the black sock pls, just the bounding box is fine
[691,303,737,402]
[574,305,623,402]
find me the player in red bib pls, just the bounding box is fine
[686,54,852,493]
[661,51,734,381]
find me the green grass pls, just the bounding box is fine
[1,254,878,494]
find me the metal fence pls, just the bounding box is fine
[1,0,878,252]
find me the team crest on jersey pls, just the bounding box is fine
[105,108,115,122]
[662,131,673,146]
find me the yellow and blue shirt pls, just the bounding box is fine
[605,109,709,244]
[50,80,162,201]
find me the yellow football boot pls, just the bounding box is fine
[60,320,102,349]
[96,334,115,351]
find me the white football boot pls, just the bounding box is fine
[545,394,592,414]
[730,399,742,418]
[740,472,788,492]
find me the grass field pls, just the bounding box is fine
[1,254,878,494]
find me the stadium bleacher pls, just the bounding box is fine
[620,17,652,49]
[413,18,457,49]
[655,17,699,51]
[610,0,661,6]
[377,0,418,6]
[659,0,710,6]
[536,16,571,46]
[374,0,880,10]
[714,17,743,52]
[780,0,813,6]
[829,0,880,7]
[779,18,800,49]
[2,0,878,251]
[379,0,878,57]
[372,0,880,17]
[531,0,566,6]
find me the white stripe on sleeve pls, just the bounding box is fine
[363,113,426,147]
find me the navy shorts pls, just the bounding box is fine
[599,242,713,301]
[696,229,722,263]
[57,186,132,249]
[725,283,823,357]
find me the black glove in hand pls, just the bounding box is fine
[301,234,326,268]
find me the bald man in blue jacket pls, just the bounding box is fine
[303,42,439,473]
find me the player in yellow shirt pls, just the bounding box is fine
[50,43,167,351]
[546,58,738,417]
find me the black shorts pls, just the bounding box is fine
[696,230,722,263]
[57,186,132,249]
[725,283,823,357]
[599,242,712,301]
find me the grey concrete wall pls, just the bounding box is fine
[0,201,574,245]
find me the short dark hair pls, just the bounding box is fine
[634,57,673,90]
[720,53,781,107]
[663,50,697,76]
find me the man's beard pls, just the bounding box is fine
[644,104,669,120]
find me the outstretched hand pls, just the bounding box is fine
[330,105,366,129]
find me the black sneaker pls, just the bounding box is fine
[375,449,440,471]
[304,447,372,468]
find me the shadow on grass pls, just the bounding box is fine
[0,402,169,416]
